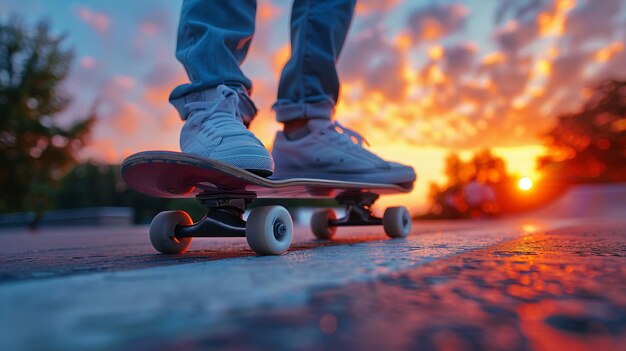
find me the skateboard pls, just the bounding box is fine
[121,151,415,255]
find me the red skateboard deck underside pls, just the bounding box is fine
[121,151,413,199]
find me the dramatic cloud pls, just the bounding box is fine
[493,19,539,55]
[144,61,185,95]
[597,43,626,80]
[333,0,626,148]
[111,102,139,135]
[26,0,625,159]
[406,3,469,43]
[248,1,286,58]
[99,76,139,135]
[566,0,624,45]
[141,61,188,133]
[258,1,284,21]
[495,0,550,24]
[355,0,402,15]
[339,22,407,102]
[441,43,477,76]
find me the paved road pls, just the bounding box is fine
[1,185,625,351]
[172,222,624,351]
[0,220,495,282]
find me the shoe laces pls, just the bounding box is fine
[324,121,371,148]
[184,86,248,138]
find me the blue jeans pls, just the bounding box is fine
[169,0,356,125]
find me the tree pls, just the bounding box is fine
[426,150,510,219]
[0,18,95,214]
[539,79,626,182]
[55,162,206,224]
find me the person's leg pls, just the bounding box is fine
[271,0,415,185]
[171,0,274,175]
[273,0,356,126]
[170,0,257,125]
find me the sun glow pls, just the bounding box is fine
[518,177,533,191]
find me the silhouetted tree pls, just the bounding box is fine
[55,162,122,209]
[539,79,626,182]
[426,150,509,219]
[0,18,95,216]
[55,162,206,224]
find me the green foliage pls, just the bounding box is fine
[539,79,626,182]
[55,162,206,224]
[55,162,123,209]
[0,18,95,213]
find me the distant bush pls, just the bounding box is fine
[539,79,626,183]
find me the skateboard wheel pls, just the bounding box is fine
[149,211,193,254]
[246,206,293,255]
[310,209,337,239]
[383,206,411,238]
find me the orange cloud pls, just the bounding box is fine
[258,2,283,21]
[482,52,505,66]
[339,26,407,102]
[537,59,551,75]
[428,45,444,61]
[112,103,139,135]
[537,0,575,36]
[426,64,445,84]
[407,3,469,43]
[69,0,626,164]
[355,0,403,15]
[88,139,117,163]
[143,86,170,107]
[421,18,444,40]
[394,32,412,52]
[594,41,624,62]
[272,44,291,76]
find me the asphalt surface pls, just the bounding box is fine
[1,185,625,351]
[0,221,490,282]
[162,222,624,351]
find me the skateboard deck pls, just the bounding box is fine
[121,151,413,199]
[121,151,415,256]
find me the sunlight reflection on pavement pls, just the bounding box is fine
[1,218,624,350]
[160,223,625,350]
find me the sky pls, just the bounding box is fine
[2,0,625,212]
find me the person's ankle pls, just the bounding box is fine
[283,118,310,140]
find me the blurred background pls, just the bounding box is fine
[1,0,625,227]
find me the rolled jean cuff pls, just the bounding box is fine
[272,100,334,123]
[170,85,258,125]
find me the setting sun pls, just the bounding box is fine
[518,177,533,191]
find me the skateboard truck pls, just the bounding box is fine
[196,190,257,213]
[174,190,257,239]
[329,191,382,227]
[310,191,412,240]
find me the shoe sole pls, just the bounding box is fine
[271,170,416,185]
[215,154,275,177]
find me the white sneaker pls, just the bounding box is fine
[180,85,274,176]
[272,119,415,185]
